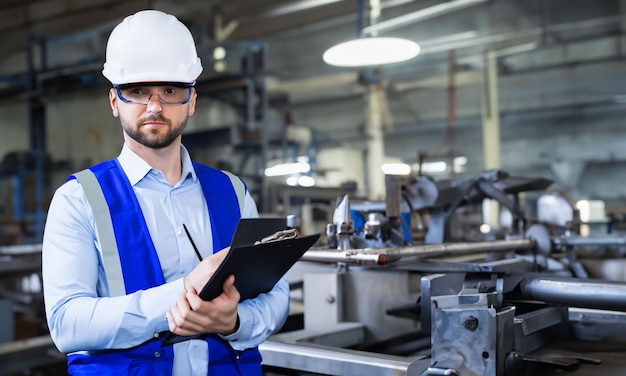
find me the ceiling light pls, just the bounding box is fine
[286,176,299,186]
[419,161,447,173]
[297,175,316,187]
[265,0,343,17]
[323,37,420,67]
[213,46,226,60]
[264,162,311,177]
[381,163,411,175]
[286,175,315,186]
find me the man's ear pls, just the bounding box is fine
[187,88,197,117]
[109,88,119,117]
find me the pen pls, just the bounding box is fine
[182,223,203,261]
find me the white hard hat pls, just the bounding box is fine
[102,10,203,85]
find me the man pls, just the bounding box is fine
[42,9,289,375]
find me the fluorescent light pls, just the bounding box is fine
[298,175,316,187]
[213,46,226,60]
[421,161,447,173]
[264,0,343,17]
[381,163,411,175]
[323,37,420,67]
[454,156,468,165]
[453,156,468,173]
[362,0,487,35]
[286,175,316,186]
[264,162,311,177]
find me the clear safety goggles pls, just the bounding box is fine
[114,82,193,105]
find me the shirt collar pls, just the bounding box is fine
[117,143,197,186]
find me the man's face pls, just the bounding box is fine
[109,84,197,149]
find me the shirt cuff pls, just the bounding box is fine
[219,304,252,343]
[134,279,185,333]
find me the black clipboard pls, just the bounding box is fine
[198,232,320,301]
[161,218,319,346]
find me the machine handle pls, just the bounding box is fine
[420,367,460,376]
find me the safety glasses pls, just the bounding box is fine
[114,82,193,105]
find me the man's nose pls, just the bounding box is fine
[146,93,163,112]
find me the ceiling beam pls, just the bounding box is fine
[0,0,148,57]
[227,1,358,40]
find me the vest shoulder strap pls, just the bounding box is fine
[221,170,246,217]
[73,168,126,297]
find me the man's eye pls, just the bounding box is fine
[163,88,176,95]
[130,88,145,95]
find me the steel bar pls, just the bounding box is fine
[552,235,626,247]
[0,244,42,255]
[519,276,626,312]
[259,340,429,376]
[301,239,535,265]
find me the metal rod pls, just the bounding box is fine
[301,239,535,265]
[259,340,429,376]
[519,276,626,312]
[553,235,626,247]
[0,244,42,255]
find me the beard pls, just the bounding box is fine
[121,114,187,149]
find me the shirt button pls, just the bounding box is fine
[153,332,160,338]
[177,228,183,236]
[235,355,240,360]
[154,352,161,357]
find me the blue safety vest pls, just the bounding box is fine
[65,159,262,376]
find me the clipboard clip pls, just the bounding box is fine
[255,228,299,245]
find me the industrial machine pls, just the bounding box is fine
[261,169,626,376]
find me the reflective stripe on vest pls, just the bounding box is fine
[73,168,126,297]
[222,169,246,217]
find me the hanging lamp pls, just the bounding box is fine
[323,0,420,67]
[323,36,420,67]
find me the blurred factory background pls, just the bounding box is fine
[2,0,626,375]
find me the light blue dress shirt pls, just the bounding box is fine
[43,144,290,375]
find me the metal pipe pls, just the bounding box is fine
[419,15,622,56]
[552,235,626,247]
[0,244,42,255]
[259,340,429,376]
[519,276,626,312]
[301,239,535,265]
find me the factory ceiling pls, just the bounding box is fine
[1,0,622,94]
[1,0,618,54]
[0,0,365,57]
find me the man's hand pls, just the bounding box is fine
[166,275,241,336]
[184,247,230,293]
